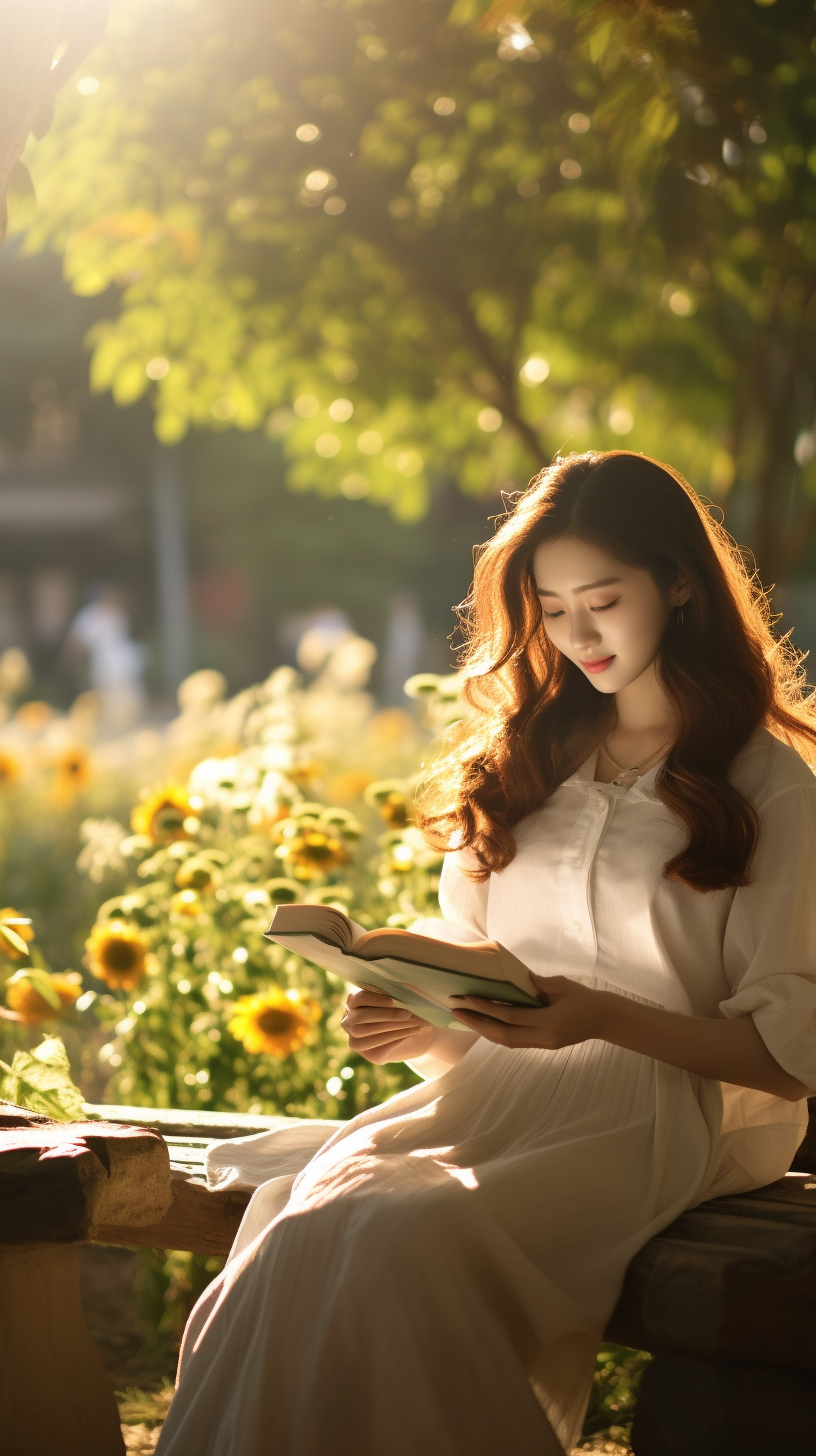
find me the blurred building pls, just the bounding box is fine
[0,245,497,709]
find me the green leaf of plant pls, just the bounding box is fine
[0,1037,84,1121]
[0,924,31,957]
[7,969,61,1009]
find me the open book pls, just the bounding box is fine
[265,904,544,1032]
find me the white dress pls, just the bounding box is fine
[156,727,816,1456]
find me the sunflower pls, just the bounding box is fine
[131,785,193,843]
[6,971,81,1024]
[0,750,20,785]
[287,758,325,787]
[171,889,201,917]
[364,780,412,827]
[227,987,321,1057]
[327,770,374,803]
[277,828,350,880]
[15,701,54,733]
[0,907,34,960]
[175,857,220,892]
[53,745,92,804]
[85,919,148,990]
[366,708,414,746]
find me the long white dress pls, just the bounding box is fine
[156,727,816,1456]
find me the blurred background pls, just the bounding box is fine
[0,241,490,711]
[3,0,816,717]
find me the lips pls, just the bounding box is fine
[580,655,616,674]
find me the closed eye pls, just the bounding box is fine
[542,598,620,621]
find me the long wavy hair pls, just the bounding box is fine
[417,450,816,892]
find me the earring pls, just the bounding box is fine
[677,606,685,628]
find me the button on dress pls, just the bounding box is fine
[156,727,815,1456]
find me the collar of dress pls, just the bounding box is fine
[563,747,663,805]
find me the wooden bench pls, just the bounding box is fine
[2,1098,816,1455]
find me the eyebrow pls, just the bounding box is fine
[536,576,623,598]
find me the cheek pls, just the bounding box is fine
[542,618,568,651]
[615,605,666,660]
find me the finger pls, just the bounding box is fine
[348,1029,424,1055]
[345,989,399,1009]
[450,996,546,1025]
[346,1020,426,1045]
[451,1010,515,1045]
[342,1006,413,1025]
[342,1021,422,1044]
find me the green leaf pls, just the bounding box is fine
[7,969,61,1010]
[7,160,36,225]
[0,924,30,957]
[0,1037,84,1122]
[587,17,614,66]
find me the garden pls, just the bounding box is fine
[2,0,815,1451]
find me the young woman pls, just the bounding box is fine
[157,451,816,1456]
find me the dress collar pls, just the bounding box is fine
[563,746,663,803]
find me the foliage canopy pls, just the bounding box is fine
[18,0,816,569]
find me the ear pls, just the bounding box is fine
[668,576,691,608]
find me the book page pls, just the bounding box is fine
[266,930,467,1031]
[269,905,364,952]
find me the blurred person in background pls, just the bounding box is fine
[63,584,148,731]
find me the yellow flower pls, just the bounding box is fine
[0,750,20,785]
[53,745,92,804]
[277,829,350,880]
[6,971,81,1024]
[175,858,219,892]
[171,889,201,917]
[0,908,34,960]
[364,780,413,826]
[228,987,321,1058]
[288,758,325,787]
[132,785,193,843]
[15,701,54,733]
[366,708,414,746]
[326,771,373,803]
[85,920,148,990]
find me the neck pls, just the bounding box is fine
[612,663,676,738]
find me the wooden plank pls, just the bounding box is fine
[90,1169,251,1257]
[83,1103,295,1139]
[606,1175,816,1367]
[0,1116,172,1243]
[790,1097,816,1172]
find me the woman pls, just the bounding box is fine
[157,451,816,1456]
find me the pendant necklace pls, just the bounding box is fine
[601,736,671,790]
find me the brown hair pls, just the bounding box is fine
[417,450,816,892]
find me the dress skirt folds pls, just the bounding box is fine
[156,729,815,1455]
[157,1038,724,1456]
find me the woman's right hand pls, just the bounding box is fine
[340,989,436,1064]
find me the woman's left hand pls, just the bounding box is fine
[450,974,612,1050]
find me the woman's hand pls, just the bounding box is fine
[450,974,611,1050]
[340,988,436,1064]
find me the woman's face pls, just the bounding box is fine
[532,535,686,696]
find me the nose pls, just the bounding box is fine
[570,609,602,650]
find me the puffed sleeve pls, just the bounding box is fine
[720,783,816,1090]
[409,849,490,945]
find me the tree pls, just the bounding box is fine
[17,0,816,580]
[0,0,108,242]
